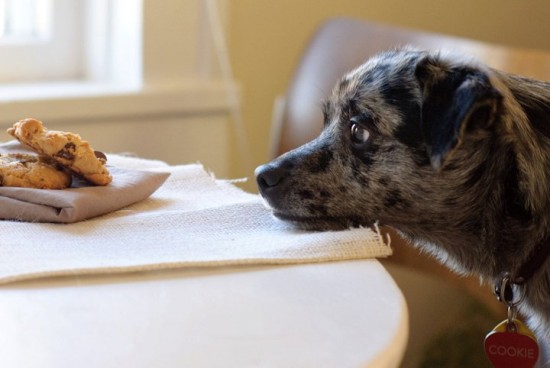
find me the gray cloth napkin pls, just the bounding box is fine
[0,141,170,223]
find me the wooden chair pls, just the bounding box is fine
[269,17,550,314]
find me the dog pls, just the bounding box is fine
[255,49,550,365]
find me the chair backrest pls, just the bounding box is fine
[272,17,550,158]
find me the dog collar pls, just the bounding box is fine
[494,236,550,303]
[512,236,550,285]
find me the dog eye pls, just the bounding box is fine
[350,123,370,145]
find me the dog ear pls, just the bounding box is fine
[415,56,502,169]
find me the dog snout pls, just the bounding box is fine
[255,162,290,194]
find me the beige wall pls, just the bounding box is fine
[228,0,550,190]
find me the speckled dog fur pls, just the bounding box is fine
[256,49,550,365]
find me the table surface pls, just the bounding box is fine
[0,260,408,368]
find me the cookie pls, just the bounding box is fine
[7,119,112,185]
[0,153,72,189]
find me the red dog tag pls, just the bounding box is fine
[485,319,539,368]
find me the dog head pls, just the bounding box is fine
[256,48,550,348]
[256,49,511,239]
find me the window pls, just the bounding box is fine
[0,0,142,90]
[0,0,232,115]
[0,0,51,41]
[0,0,86,84]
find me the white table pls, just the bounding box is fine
[0,260,407,368]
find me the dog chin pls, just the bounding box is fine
[272,211,370,231]
[259,197,372,230]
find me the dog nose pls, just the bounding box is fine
[255,163,289,193]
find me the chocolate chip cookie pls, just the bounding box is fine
[0,153,72,189]
[7,119,112,185]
